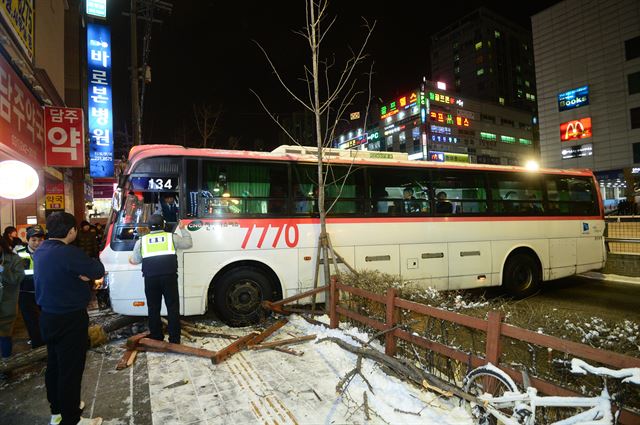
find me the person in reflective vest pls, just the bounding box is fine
[15,225,45,348]
[129,214,192,344]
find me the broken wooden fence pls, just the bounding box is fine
[272,279,640,424]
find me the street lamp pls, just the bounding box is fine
[0,160,39,199]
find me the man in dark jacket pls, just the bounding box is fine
[34,212,104,425]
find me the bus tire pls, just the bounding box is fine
[502,253,541,298]
[213,266,275,327]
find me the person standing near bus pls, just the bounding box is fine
[34,212,105,425]
[0,236,24,359]
[16,225,45,349]
[128,214,192,344]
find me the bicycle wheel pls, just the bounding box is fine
[463,366,521,425]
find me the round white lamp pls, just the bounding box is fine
[0,160,40,199]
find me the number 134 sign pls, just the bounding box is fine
[44,106,85,167]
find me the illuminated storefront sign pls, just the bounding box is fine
[429,111,470,127]
[338,133,367,149]
[0,53,45,166]
[380,91,419,119]
[428,151,468,163]
[86,0,107,18]
[562,143,593,160]
[0,0,34,60]
[87,23,114,177]
[560,117,592,141]
[429,91,464,107]
[431,135,458,144]
[558,86,589,111]
[44,107,85,167]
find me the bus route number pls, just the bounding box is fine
[240,223,299,249]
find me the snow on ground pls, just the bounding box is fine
[579,271,640,286]
[146,315,473,425]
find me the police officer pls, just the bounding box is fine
[129,214,192,344]
[16,225,45,348]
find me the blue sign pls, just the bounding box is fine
[87,23,113,177]
[558,86,589,111]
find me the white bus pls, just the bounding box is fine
[101,144,605,326]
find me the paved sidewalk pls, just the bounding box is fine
[0,315,472,425]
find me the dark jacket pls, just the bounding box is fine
[34,240,104,314]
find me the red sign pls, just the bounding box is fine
[560,117,592,141]
[44,106,85,167]
[0,53,45,166]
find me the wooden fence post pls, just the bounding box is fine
[385,288,398,356]
[329,275,338,329]
[485,311,503,365]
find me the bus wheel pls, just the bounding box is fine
[502,253,541,298]
[213,266,274,327]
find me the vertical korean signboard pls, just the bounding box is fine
[0,53,45,166]
[87,23,114,177]
[44,107,85,167]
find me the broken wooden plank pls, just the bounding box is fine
[116,350,135,370]
[126,350,138,367]
[137,338,218,359]
[125,331,151,350]
[247,318,288,347]
[211,332,259,364]
[249,335,317,350]
[161,318,196,341]
[263,285,329,309]
[273,346,304,356]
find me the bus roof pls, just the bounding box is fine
[126,144,596,177]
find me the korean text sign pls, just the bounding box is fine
[0,53,45,166]
[44,107,85,167]
[0,0,34,60]
[87,23,114,177]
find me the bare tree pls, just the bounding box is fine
[252,0,375,291]
[193,103,223,148]
[227,136,242,150]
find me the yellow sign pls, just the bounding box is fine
[0,0,35,60]
[349,111,360,120]
[444,153,469,163]
[45,194,65,210]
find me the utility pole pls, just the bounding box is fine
[130,0,141,145]
[127,0,172,146]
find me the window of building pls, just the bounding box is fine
[454,53,460,61]
[454,66,460,74]
[478,82,485,90]
[501,118,515,127]
[519,138,532,145]
[628,71,640,95]
[477,68,485,76]
[498,97,505,105]
[631,107,640,129]
[480,132,497,141]
[455,78,461,87]
[480,114,496,123]
[494,30,501,38]
[525,80,530,88]
[634,142,640,163]
[625,36,640,61]
[475,41,483,50]
[515,65,521,72]
[500,135,516,143]
[476,55,484,64]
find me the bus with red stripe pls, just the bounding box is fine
[101,144,605,326]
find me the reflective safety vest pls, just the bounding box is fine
[141,232,175,258]
[16,247,34,276]
[140,232,178,277]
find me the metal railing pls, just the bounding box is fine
[605,215,640,254]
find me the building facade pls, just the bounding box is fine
[431,7,537,113]
[532,0,640,209]
[336,82,536,166]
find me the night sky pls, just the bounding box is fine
[106,0,560,152]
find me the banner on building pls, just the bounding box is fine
[86,0,107,19]
[87,23,114,178]
[560,117,592,141]
[45,181,65,210]
[44,107,85,167]
[0,53,44,166]
[0,0,34,60]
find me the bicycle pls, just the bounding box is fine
[462,358,640,425]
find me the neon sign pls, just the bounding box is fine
[430,111,470,127]
[558,86,589,111]
[562,143,593,159]
[380,91,419,119]
[560,117,592,141]
[429,91,464,107]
